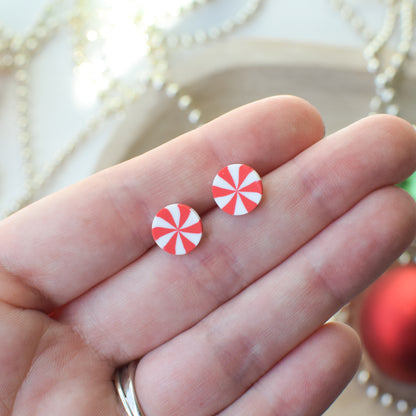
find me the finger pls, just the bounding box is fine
[0,301,120,416]
[0,96,324,310]
[133,186,416,416]
[58,115,416,363]
[218,323,361,416]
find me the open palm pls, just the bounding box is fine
[0,96,415,416]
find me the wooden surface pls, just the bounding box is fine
[96,38,416,170]
[95,39,416,415]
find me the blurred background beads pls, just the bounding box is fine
[0,0,263,218]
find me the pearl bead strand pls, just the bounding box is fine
[161,0,262,49]
[328,0,374,41]
[329,0,415,118]
[0,0,63,70]
[0,0,72,216]
[356,368,416,415]
[0,0,263,218]
[146,0,262,128]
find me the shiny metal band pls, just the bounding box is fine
[114,361,146,416]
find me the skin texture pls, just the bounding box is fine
[0,96,415,416]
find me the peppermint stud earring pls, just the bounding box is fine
[212,163,263,215]
[152,203,203,255]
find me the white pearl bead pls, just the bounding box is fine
[396,400,409,413]
[150,32,164,48]
[375,73,388,89]
[366,57,380,73]
[340,5,353,20]
[19,132,30,145]
[10,36,23,52]
[363,46,376,60]
[165,83,179,97]
[369,96,382,112]
[26,37,39,51]
[235,11,249,25]
[46,17,59,31]
[398,251,411,265]
[65,139,78,154]
[34,26,47,39]
[386,104,399,116]
[366,385,379,399]
[14,53,27,67]
[21,148,32,162]
[15,69,28,82]
[357,370,370,385]
[391,52,404,67]
[152,75,165,90]
[178,95,192,110]
[188,109,201,124]
[208,26,221,40]
[221,19,235,33]
[380,87,395,103]
[380,393,393,407]
[384,66,397,82]
[0,53,13,68]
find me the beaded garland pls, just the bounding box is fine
[330,2,416,414]
[0,0,263,218]
[329,0,414,118]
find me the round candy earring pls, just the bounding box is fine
[152,203,203,255]
[212,163,263,216]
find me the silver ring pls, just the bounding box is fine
[114,360,146,416]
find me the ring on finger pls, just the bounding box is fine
[114,360,146,416]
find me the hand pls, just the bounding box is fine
[0,96,415,416]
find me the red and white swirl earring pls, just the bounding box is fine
[151,164,263,255]
[152,203,203,255]
[212,163,263,216]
